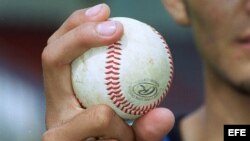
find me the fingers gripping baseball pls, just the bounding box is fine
[42,3,174,141]
[71,17,173,120]
[42,20,123,128]
[42,3,125,139]
[42,2,123,118]
[42,105,134,141]
[42,21,123,68]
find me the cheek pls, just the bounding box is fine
[189,1,235,67]
[189,0,235,43]
[189,0,250,84]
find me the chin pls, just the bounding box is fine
[222,63,250,96]
[231,80,250,96]
[223,73,250,96]
[210,63,250,96]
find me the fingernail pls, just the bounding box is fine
[85,4,103,17]
[96,21,117,36]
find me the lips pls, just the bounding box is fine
[236,30,250,51]
[238,35,250,44]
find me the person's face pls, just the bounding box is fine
[164,0,250,94]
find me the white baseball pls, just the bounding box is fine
[71,17,173,120]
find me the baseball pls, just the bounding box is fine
[71,17,174,120]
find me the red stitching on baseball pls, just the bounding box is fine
[108,89,121,95]
[105,76,119,80]
[105,81,120,85]
[108,46,122,50]
[114,42,122,45]
[104,26,174,116]
[105,70,120,75]
[107,85,121,90]
[106,60,120,65]
[151,26,174,91]
[122,100,129,105]
[105,42,142,114]
[105,65,120,70]
[107,50,121,55]
[107,55,121,60]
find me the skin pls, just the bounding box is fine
[163,0,250,141]
[41,4,174,141]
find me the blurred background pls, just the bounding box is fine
[0,0,203,140]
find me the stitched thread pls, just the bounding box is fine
[104,29,173,116]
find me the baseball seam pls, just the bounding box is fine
[151,27,174,92]
[105,28,174,116]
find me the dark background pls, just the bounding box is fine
[0,0,203,140]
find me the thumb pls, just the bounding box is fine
[132,108,175,141]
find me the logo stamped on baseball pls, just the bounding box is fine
[71,17,174,120]
[130,79,159,101]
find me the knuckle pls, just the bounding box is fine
[42,130,56,141]
[74,24,93,44]
[73,23,114,47]
[92,105,115,129]
[74,25,87,43]
[41,47,53,67]
[41,47,59,69]
[41,47,51,66]
[67,10,83,29]
[47,36,55,45]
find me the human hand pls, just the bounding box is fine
[41,3,174,141]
